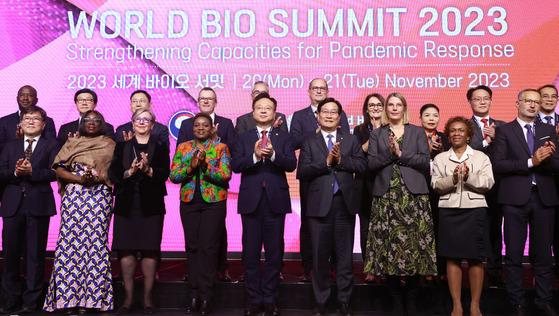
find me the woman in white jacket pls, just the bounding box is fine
[431,116,495,316]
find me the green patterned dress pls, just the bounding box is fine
[364,135,437,276]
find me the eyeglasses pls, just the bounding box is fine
[251,90,266,96]
[519,99,542,106]
[77,98,94,103]
[198,97,216,102]
[133,117,152,124]
[83,118,101,123]
[255,106,274,112]
[131,99,149,104]
[310,86,328,92]
[22,116,42,123]
[368,103,383,108]
[542,94,558,100]
[471,97,491,103]
[320,110,339,116]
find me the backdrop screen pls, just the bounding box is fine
[0,0,558,254]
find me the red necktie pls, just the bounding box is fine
[480,118,488,138]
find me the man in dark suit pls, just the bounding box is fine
[536,85,559,277]
[297,98,365,316]
[235,81,288,134]
[57,88,115,144]
[177,87,235,281]
[0,85,56,146]
[232,92,296,316]
[290,78,350,282]
[177,87,234,147]
[467,85,506,288]
[0,106,59,314]
[115,89,170,148]
[492,89,559,316]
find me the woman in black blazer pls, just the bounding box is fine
[353,93,384,284]
[108,108,170,315]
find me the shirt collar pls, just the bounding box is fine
[446,145,474,163]
[473,115,490,123]
[256,125,272,136]
[24,135,40,143]
[516,117,533,128]
[320,129,337,140]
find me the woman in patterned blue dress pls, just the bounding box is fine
[44,110,116,315]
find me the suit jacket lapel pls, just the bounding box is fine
[306,106,318,128]
[534,121,551,149]
[471,116,484,144]
[512,122,531,156]
[315,132,329,157]
[29,138,46,163]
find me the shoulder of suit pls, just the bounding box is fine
[215,115,234,124]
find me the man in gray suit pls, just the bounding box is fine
[467,85,506,288]
[235,81,288,134]
[297,98,365,316]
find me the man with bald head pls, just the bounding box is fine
[0,85,56,146]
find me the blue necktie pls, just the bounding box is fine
[545,116,553,126]
[327,134,339,194]
[525,124,536,184]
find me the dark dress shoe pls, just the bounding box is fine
[338,303,354,316]
[511,305,527,316]
[200,300,211,316]
[541,304,559,316]
[0,300,20,314]
[143,305,156,315]
[244,303,262,316]
[238,273,245,282]
[298,270,311,283]
[264,303,280,316]
[185,298,200,314]
[18,303,38,314]
[116,306,131,315]
[312,304,326,316]
[218,271,232,282]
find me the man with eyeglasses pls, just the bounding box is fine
[0,106,59,314]
[235,81,288,134]
[57,88,115,144]
[466,85,507,289]
[536,84,559,279]
[492,89,559,316]
[0,85,56,146]
[115,89,170,148]
[177,87,235,282]
[290,78,350,283]
[297,98,365,316]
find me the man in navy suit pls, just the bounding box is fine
[290,78,350,282]
[467,85,506,288]
[0,106,59,314]
[232,92,296,316]
[492,89,559,316]
[115,89,170,148]
[0,85,56,146]
[297,98,365,316]
[57,88,115,144]
[177,87,235,147]
[177,87,235,281]
[235,81,288,134]
[536,85,559,277]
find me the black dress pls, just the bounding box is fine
[111,141,166,251]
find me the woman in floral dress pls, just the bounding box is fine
[365,92,437,316]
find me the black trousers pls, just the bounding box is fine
[503,188,554,309]
[1,205,50,306]
[309,193,355,305]
[242,191,285,304]
[180,200,226,301]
